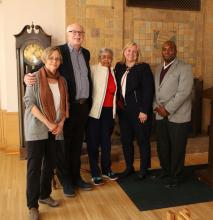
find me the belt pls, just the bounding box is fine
[75,98,87,104]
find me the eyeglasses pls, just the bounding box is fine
[48,57,61,62]
[100,55,112,60]
[68,30,85,35]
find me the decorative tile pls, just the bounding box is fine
[133,20,196,65]
[91,28,100,38]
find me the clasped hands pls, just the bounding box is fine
[138,112,147,124]
[47,121,64,136]
[154,105,170,117]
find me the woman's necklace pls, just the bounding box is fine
[125,62,135,70]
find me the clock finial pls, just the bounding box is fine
[31,22,34,30]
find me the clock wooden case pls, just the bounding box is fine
[14,24,51,159]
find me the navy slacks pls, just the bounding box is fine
[118,108,152,174]
[86,107,114,177]
[156,118,190,181]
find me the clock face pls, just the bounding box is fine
[23,43,44,65]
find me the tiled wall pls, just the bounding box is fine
[201,0,213,130]
[123,3,204,77]
[66,0,213,131]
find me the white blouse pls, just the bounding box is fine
[48,82,61,122]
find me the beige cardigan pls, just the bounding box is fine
[23,72,64,141]
[89,63,117,119]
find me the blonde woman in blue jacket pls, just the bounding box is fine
[86,48,118,185]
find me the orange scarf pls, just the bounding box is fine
[38,66,69,123]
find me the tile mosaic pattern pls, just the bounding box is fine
[134,20,195,67]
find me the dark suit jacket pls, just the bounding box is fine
[115,62,154,117]
[59,43,92,109]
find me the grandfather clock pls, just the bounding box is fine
[14,23,51,159]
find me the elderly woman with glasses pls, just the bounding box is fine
[86,48,118,185]
[23,46,69,220]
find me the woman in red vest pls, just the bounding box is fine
[86,48,118,185]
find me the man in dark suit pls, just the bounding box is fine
[25,23,93,197]
[57,23,93,196]
[154,40,193,188]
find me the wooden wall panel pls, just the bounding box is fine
[0,109,20,153]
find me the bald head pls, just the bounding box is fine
[66,23,85,50]
[163,41,177,52]
[162,40,177,64]
[66,23,84,33]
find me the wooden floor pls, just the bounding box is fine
[0,150,213,220]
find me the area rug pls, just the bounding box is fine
[117,165,213,211]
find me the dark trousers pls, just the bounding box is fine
[55,140,67,186]
[26,133,57,209]
[86,107,114,177]
[156,118,190,181]
[118,109,152,173]
[61,102,89,185]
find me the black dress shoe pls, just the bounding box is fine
[118,168,135,178]
[63,184,75,197]
[76,178,93,191]
[165,182,178,189]
[164,179,180,189]
[158,171,169,179]
[137,172,147,180]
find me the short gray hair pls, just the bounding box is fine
[98,48,113,60]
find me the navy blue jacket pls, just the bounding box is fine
[115,62,154,117]
[59,44,92,109]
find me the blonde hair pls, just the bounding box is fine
[121,41,141,64]
[41,46,62,64]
